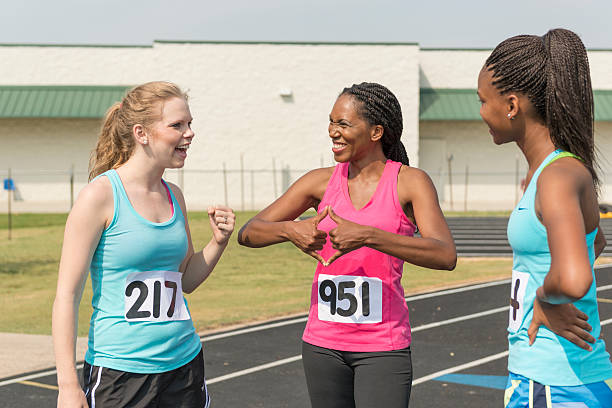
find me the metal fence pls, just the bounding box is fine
[1,166,612,213]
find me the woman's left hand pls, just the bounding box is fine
[528,295,595,351]
[325,207,369,265]
[208,205,235,245]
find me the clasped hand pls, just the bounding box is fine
[288,206,367,266]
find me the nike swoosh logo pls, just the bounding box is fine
[518,207,528,211]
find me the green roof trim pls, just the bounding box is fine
[420,89,480,120]
[0,86,131,118]
[420,88,612,121]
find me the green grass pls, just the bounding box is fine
[0,211,514,336]
[0,213,68,229]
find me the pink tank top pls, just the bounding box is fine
[302,160,416,352]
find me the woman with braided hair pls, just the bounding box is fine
[478,29,612,407]
[239,82,456,407]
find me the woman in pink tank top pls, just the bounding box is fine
[239,82,456,408]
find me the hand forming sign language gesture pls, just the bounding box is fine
[286,207,329,265]
[325,207,368,266]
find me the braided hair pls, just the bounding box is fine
[485,28,599,189]
[340,82,409,165]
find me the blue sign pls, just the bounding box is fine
[3,178,15,191]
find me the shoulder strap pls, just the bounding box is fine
[541,151,583,171]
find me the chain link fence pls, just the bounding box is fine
[1,166,612,213]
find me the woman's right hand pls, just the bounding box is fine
[528,295,595,351]
[286,207,329,264]
[57,385,88,408]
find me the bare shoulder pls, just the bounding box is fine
[166,181,185,203]
[538,156,591,193]
[292,166,335,197]
[69,175,113,225]
[79,175,113,208]
[397,165,438,204]
[398,165,435,188]
[301,166,335,183]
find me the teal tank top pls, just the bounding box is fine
[84,169,201,373]
[507,149,612,385]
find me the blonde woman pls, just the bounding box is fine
[52,82,234,407]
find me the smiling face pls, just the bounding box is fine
[477,67,516,145]
[145,97,194,168]
[328,94,381,162]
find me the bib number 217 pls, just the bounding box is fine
[317,274,382,324]
[124,271,190,322]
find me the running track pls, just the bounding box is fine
[2,265,611,407]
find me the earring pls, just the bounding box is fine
[143,139,148,145]
[507,113,515,120]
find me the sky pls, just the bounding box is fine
[2,0,611,49]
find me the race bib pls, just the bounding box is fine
[508,270,530,332]
[124,271,190,322]
[317,274,382,324]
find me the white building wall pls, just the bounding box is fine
[2,45,611,212]
[0,42,420,212]
[418,49,612,210]
[0,118,99,211]
[419,49,612,89]
[419,121,527,211]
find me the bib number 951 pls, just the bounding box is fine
[124,271,190,322]
[317,274,382,324]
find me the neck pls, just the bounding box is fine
[348,146,387,179]
[516,122,556,171]
[116,150,166,190]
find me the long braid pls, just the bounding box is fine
[485,29,599,190]
[340,82,409,165]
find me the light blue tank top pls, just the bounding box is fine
[84,169,201,373]
[507,149,612,385]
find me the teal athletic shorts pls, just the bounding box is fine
[504,372,612,408]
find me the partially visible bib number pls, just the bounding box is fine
[508,270,529,332]
[317,274,382,324]
[124,271,190,322]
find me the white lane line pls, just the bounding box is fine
[207,356,302,385]
[412,306,508,332]
[596,263,612,269]
[4,278,612,389]
[205,305,510,385]
[416,317,612,385]
[0,365,84,388]
[200,278,611,344]
[412,351,510,386]
[201,279,513,344]
[202,317,308,342]
[205,307,612,386]
[406,279,510,302]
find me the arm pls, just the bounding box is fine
[52,179,111,408]
[169,184,235,294]
[536,165,594,303]
[326,167,456,270]
[237,168,332,262]
[527,161,597,350]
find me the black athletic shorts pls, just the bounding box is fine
[82,348,210,408]
[302,341,412,408]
